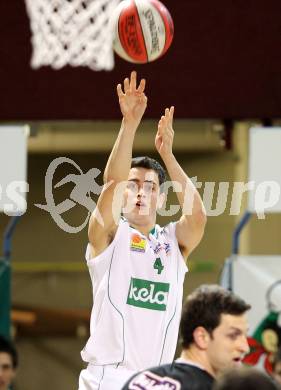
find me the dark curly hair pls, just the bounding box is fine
[180,284,251,348]
[131,156,166,187]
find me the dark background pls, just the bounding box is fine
[1,0,281,120]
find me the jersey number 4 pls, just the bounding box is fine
[154,258,164,274]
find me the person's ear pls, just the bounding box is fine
[193,327,211,350]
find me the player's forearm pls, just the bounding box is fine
[162,153,206,217]
[104,119,137,183]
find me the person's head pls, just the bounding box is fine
[180,284,251,377]
[213,368,279,390]
[0,336,18,390]
[123,156,166,228]
[272,348,281,386]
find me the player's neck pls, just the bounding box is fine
[130,224,155,237]
[180,348,216,378]
[130,222,156,237]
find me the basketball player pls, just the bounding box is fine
[122,285,251,390]
[78,71,207,390]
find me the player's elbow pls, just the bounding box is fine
[183,209,207,230]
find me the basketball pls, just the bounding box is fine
[111,0,174,63]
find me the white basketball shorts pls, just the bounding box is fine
[78,363,135,390]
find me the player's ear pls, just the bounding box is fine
[193,326,210,350]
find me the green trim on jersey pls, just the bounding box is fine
[108,247,125,364]
[159,241,180,364]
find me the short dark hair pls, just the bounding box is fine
[180,284,251,348]
[0,336,18,368]
[213,368,279,390]
[131,156,166,186]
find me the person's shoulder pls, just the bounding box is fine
[156,362,214,389]
[87,217,129,260]
[171,362,214,389]
[151,361,212,379]
[123,366,181,390]
[123,362,214,390]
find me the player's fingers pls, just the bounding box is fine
[165,108,169,118]
[158,116,166,132]
[130,71,137,90]
[137,78,146,93]
[117,83,124,97]
[163,115,169,128]
[124,78,130,93]
[170,106,174,121]
[160,115,165,126]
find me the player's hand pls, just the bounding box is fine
[117,71,147,129]
[155,106,174,158]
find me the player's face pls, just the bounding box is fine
[206,313,249,377]
[123,167,163,226]
[0,353,15,390]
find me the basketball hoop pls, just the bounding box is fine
[24,0,121,71]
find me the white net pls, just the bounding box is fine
[24,0,120,71]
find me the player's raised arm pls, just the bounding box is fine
[155,106,206,258]
[88,71,147,257]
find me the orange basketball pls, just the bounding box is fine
[111,0,174,63]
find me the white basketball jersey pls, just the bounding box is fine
[81,218,188,371]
